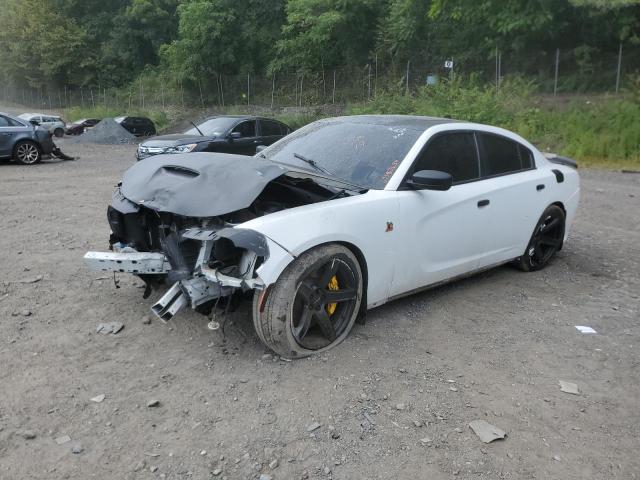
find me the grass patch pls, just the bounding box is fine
[349,76,640,169]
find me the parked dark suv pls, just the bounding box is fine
[115,116,156,137]
[136,115,290,160]
[0,112,55,165]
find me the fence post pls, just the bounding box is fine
[405,60,410,95]
[270,74,275,109]
[247,73,250,107]
[374,53,378,97]
[615,43,623,94]
[299,74,304,107]
[553,48,560,96]
[90,88,95,108]
[161,82,165,110]
[332,70,336,104]
[368,63,372,100]
[181,82,185,109]
[198,78,204,109]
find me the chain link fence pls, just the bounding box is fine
[1,45,637,114]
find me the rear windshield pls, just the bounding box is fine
[260,119,422,189]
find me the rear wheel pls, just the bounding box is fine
[13,141,41,165]
[253,244,363,359]
[515,205,565,271]
[53,127,64,138]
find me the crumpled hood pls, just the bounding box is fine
[120,152,287,217]
[140,134,212,148]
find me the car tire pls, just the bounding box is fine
[13,140,41,165]
[253,244,363,359]
[54,128,64,138]
[515,205,565,272]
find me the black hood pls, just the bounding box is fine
[140,134,213,148]
[120,152,287,217]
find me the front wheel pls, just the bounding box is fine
[13,141,41,165]
[53,128,64,138]
[515,205,565,271]
[253,244,363,359]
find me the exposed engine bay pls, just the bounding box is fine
[84,152,362,321]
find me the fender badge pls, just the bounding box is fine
[386,221,394,232]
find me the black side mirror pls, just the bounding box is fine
[406,170,453,191]
[229,131,242,140]
[255,145,267,153]
[29,120,40,126]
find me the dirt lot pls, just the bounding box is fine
[1,138,639,480]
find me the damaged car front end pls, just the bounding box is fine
[84,153,350,322]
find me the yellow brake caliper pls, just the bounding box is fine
[326,275,339,315]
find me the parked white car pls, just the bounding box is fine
[18,113,66,137]
[84,115,580,358]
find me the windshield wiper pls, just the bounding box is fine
[293,152,335,177]
[190,121,204,136]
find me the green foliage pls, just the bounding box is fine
[349,78,640,168]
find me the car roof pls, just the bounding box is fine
[319,115,465,131]
[201,115,285,122]
[19,112,61,118]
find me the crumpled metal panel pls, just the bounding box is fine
[120,152,287,217]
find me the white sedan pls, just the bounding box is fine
[84,115,580,358]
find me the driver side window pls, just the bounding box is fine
[232,120,256,138]
[412,132,480,184]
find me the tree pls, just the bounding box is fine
[270,0,384,72]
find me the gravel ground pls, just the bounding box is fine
[0,139,639,480]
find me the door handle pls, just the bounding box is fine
[536,184,545,191]
[477,199,490,208]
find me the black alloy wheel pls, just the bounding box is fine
[516,205,565,271]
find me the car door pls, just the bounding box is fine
[391,131,493,297]
[0,115,13,156]
[258,119,286,147]
[474,132,554,266]
[228,120,259,155]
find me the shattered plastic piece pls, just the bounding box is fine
[96,322,124,335]
[55,435,71,445]
[91,394,106,403]
[306,422,322,432]
[575,326,597,334]
[559,380,580,395]
[469,420,506,443]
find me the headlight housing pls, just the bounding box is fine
[166,143,198,154]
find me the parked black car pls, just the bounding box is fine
[136,115,290,160]
[115,116,156,137]
[66,118,101,135]
[0,112,55,165]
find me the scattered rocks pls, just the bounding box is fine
[261,353,273,361]
[71,444,83,454]
[413,420,423,427]
[150,465,158,472]
[395,403,406,410]
[147,399,160,408]
[259,474,272,480]
[90,394,106,403]
[134,460,147,472]
[21,309,32,317]
[212,468,222,476]
[553,455,561,462]
[200,450,207,456]
[20,430,37,440]
[269,459,279,469]
[141,315,151,325]
[420,436,433,445]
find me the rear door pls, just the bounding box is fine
[474,132,553,266]
[259,119,287,147]
[0,115,13,156]
[392,131,491,296]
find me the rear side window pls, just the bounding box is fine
[261,120,283,136]
[479,133,533,176]
[413,132,480,184]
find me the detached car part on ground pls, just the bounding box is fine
[84,115,580,359]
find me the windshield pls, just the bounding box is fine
[184,117,238,136]
[260,119,422,189]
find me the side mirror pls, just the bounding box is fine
[406,170,453,191]
[229,131,242,140]
[29,120,40,126]
[255,145,267,153]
